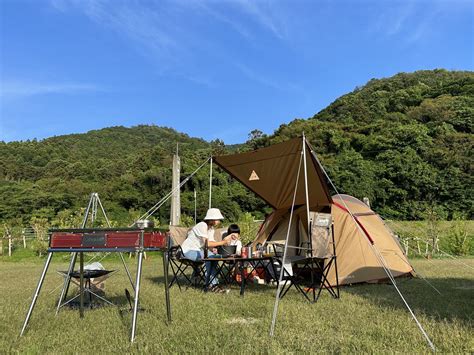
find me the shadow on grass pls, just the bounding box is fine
[146,275,281,295]
[343,275,474,325]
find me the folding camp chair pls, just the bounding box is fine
[166,237,205,290]
[275,213,340,302]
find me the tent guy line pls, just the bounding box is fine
[311,147,436,352]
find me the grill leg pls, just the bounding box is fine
[119,252,135,291]
[131,251,143,342]
[163,250,172,324]
[20,252,53,336]
[79,252,84,318]
[56,252,77,315]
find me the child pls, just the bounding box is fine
[226,224,242,255]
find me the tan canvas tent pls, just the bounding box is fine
[215,137,414,286]
[252,194,414,286]
[216,136,432,348]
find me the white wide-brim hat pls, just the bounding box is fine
[204,208,224,221]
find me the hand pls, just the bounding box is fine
[223,236,232,245]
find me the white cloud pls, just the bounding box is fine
[0,81,101,98]
[48,0,294,87]
[50,0,187,71]
[230,0,288,40]
[234,62,301,92]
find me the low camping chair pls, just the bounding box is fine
[167,245,205,290]
[268,241,326,302]
[278,213,340,302]
[265,243,300,293]
[166,231,205,290]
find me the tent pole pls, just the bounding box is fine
[270,152,303,336]
[302,134,312,251]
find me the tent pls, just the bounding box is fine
[215,136,414,286]
[252,194,414,286]
[136,135,431,348]
[183,136,432,348]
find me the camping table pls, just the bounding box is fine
[202,256,276,296]
[279,255,339,302]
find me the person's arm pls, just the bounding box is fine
[207,235,232,248]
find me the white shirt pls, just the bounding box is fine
[181,222,214,254]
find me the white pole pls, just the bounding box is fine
[8,235,12,257]
[194,189,197,223]
[170,148,181,226]
[302,134,311,250]
[209,157,213,209]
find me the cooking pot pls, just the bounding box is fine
[135,219,154,229]
[218,245,237,257]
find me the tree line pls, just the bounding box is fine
[0,69,472,231]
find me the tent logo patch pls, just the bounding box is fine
[249,170,260,181]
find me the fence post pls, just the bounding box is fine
[8,235,12,257]
[0,239,3,256]
[22,230,27,249]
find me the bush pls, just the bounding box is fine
[31,239,48,257]
[237,212,262,245]
[440,220,472,256]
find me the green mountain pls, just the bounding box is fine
[251,69,473,219]
[0,69,472,226]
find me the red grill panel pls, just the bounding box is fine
[49,230,168,249]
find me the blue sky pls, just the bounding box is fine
[1,0,473,144]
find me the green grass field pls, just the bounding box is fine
[1,255,472,353]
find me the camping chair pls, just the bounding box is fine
[166,235,205,290]
[167,246,205,290]
[265,243,304,296]
[271,253,312,301]
[278,213,340,302]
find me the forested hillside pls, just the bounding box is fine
[252,69,473,219]
[0,126,265,225]
[0,69,472,227]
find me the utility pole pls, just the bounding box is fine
[170,143,181,226]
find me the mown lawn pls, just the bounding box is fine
[1,255,472,353]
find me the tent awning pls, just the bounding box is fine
[214,137,332,209]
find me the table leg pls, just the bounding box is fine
[239,261,245,296]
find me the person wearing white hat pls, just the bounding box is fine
[181,208,233,293]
